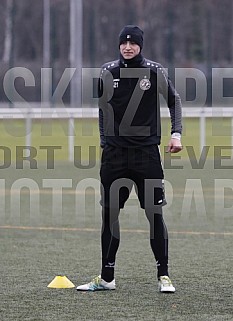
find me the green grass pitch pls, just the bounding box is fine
[0,118,232,320]
[0,117,231,162]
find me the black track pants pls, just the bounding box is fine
[101,207,169,281]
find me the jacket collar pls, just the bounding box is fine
[119,53,144,68]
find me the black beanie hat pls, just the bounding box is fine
[119,25,144,49]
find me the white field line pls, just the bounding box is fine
[0,225,232,236]
[0,187,232,199]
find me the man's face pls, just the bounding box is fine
[120,41,140,59]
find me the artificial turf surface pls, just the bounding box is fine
[0,118,232,320]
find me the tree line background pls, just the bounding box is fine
[0,0,233,103]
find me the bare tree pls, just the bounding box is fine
[2,0,14,63]
[1,0,233,102]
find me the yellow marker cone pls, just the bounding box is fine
[47,275,75,288]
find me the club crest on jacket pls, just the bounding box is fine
[140,78,151,90]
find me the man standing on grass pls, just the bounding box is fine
[77,25,182,292]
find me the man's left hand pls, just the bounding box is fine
[166,138,183,153]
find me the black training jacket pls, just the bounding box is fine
[98,53,182,148]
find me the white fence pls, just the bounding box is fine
[0,106,233,161]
